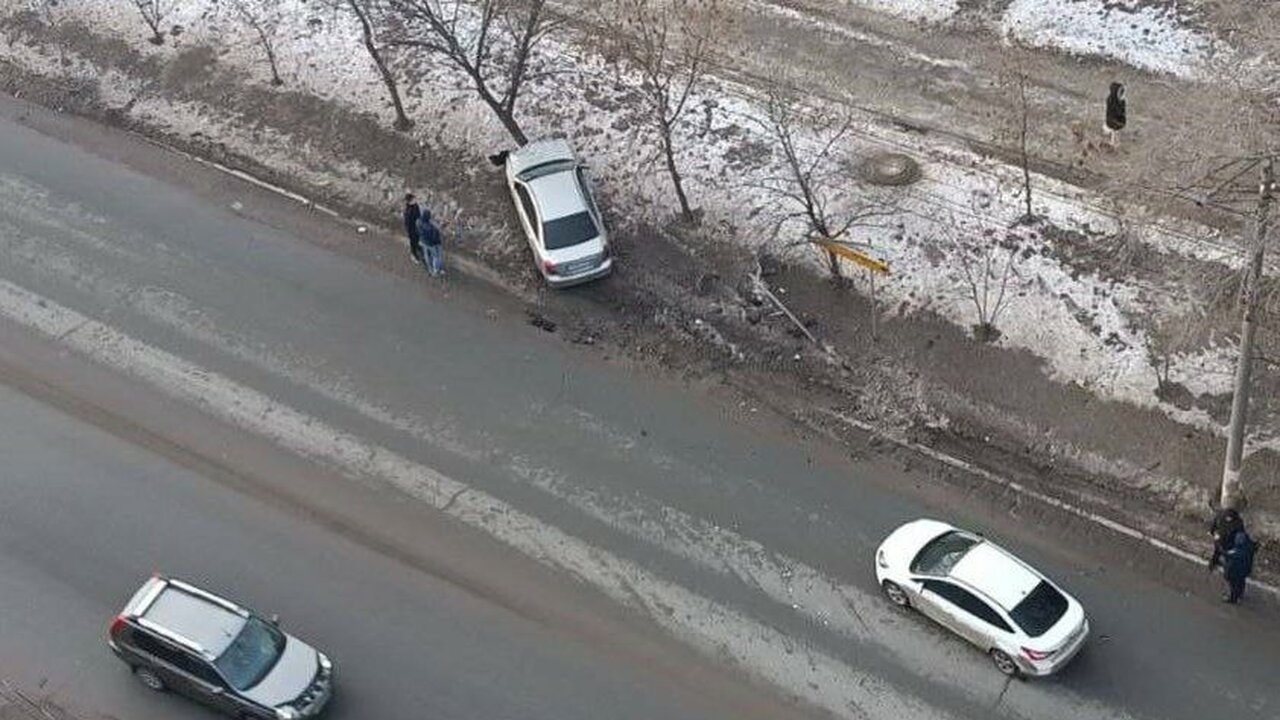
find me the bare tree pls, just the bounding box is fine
[990,49,1035,222]
[748,87,896,280]
[382,0,560,145]
[598,0,722,225]
[345,0,414,130]
[128,0,172,45]
[219,0,286,85]
[940,204,1023,342]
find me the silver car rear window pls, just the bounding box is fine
[543,211,599,250]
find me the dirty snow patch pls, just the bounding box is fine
[1167,344,1237,398]
[847,0,958,24]
[1002,0,1213,78]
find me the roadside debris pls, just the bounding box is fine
[526,309,557,332]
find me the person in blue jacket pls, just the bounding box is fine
[1222,529,1256,604]
[417,209,445,277]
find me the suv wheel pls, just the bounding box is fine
[134,666,166,691]
[989,649,1021,678]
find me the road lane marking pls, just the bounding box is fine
[0,277,955,720]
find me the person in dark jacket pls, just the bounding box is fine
[403,193,423,264]
[417,209,445,276]
[1104,82,1126,148]
[1209,507,1244,570]
[1222,529,1256,604]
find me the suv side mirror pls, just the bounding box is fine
[269,614,280,626]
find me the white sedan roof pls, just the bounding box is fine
[950,542,1041,611]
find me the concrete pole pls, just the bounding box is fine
[1221,158,1275,509]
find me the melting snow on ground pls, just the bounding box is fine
[846,0,959,24]
[12,0,1247,434]
[1002,0,1215,78]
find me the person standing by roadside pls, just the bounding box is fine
[403,193,424,264]
[1208,507,1245,571]
[1222,528,1256,604]
[1104,82,1126,148]
[417,208,445,276]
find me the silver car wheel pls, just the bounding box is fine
[990,649,1020,677]
[134,667,166,692]
[882,581,910,608]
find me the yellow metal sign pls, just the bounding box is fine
[816,240,890,275]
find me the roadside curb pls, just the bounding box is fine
[130,133,539,305]
[820,409,1280,600]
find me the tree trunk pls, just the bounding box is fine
[145,19,164,44]
[349,0,414,131]
[494,105,528,146]
[869,269,878,341]
[1221,158,1274,510]
[661,125,694,224]
[256,30,283,85]
[1021,152,1033,220]
[1018,79,1033,220]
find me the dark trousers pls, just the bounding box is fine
[1226,574,1247,603]
[409,235,423,261]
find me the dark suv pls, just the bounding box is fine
[108,575,333,719]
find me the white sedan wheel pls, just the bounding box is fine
[990,649,1021,677]
[882,580,910,608]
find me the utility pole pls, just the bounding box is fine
[1221,157,1275,510]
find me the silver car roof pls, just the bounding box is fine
[528,170,590,222]
[132,578,248,658]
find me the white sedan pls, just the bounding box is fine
[875,519,1089,677]
[503,138,612,287]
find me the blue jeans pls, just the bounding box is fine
[423,244,443,274]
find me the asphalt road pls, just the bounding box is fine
[0,379,787,720]
[0,94,1278,720]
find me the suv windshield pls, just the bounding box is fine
[214,617,286,690]
[543,211,599,250]
[1009,581,1068,637]
[910,531,979,575]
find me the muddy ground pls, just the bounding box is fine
[1,9,1278,585]
[0,684,80,720]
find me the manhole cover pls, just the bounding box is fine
[861,152,922,186]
